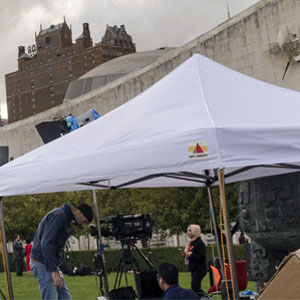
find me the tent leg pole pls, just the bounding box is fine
[92,190,109,296]
[207,185,225,279]
[218,170,240,300]
[0,197,14,300]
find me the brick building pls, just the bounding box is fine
[5,20,135,123]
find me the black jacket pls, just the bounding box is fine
[13,240,23,260]
[187,237,207,273]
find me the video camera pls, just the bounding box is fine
[90,213,153,241]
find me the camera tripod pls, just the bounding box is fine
[114,238,153,289]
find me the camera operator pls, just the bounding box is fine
[30,203,93,300]
[157,263,200,299]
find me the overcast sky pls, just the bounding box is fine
[0,0,260,119]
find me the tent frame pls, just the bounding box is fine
[1,163,300,299]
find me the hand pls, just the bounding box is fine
[184,251,192,258]
[52,271,63,288]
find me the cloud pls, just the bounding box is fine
[0,0,260,119]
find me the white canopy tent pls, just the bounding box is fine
[1,54,300,195]
[1,54,300,299]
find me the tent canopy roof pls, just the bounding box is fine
[1,54,300,196]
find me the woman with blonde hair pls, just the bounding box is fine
[184,224,207,293]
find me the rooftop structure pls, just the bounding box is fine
[5,20,135,123]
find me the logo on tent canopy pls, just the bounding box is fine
[188,142,208,159]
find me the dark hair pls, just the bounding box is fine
[26,239,31,245]
[158,263,178,285]
[14,234,19,240]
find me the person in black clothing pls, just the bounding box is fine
[157,263,199,299]
[13,234,24,276]
[184,225,207,293]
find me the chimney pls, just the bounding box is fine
[18,46,25,58]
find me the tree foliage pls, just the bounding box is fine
[1,184,238,241]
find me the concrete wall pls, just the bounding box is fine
[2,0,300,159]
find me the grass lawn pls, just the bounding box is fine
[0,272,256,300]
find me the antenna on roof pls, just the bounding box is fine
[63,15,66,23]
[40,24,42,31]
[227,2,231,19]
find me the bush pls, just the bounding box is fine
[1,244,246,273]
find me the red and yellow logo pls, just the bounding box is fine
[188,142,208,159]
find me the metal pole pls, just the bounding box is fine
[218,169,240,300]
[207,185,225,279]
[0,197,14,300]
[92,190,109,296]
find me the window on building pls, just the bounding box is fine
[49,79,54,83]
[68,59,72,64]
[92,60,95,64]
[45,37,51,47]
[68,66,72,71]
[50,92,55,97]
[32,104,36,109]
[48,57,52,62]
[32,98,35,102]
[29,71,33,76]
[69,74,73,78]
[50,85,54,90]
[32,91,35,95]
[48,66,52,70]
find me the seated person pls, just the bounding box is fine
[157,263,200,299]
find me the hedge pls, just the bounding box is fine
[0,245,246,273]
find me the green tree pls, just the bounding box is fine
[2,191,92,241]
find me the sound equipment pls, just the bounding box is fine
[135,270,164,299]
[108,286,136,300]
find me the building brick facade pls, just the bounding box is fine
[5,20,135,123]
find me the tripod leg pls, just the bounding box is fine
[114,259,122,289]
[124,263,129,287]
[118,263,124,288]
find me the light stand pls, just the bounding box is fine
[92,190,109,297]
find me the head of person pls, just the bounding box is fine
[14,234,20,241]
[72,203,93,225]
[157,263,179,291]
[25,239,31,245]
[187,224,201,240]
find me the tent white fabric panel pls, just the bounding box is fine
[1,54,300,196]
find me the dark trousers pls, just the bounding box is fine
[15,259,23,276]
[191,269,206,293]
